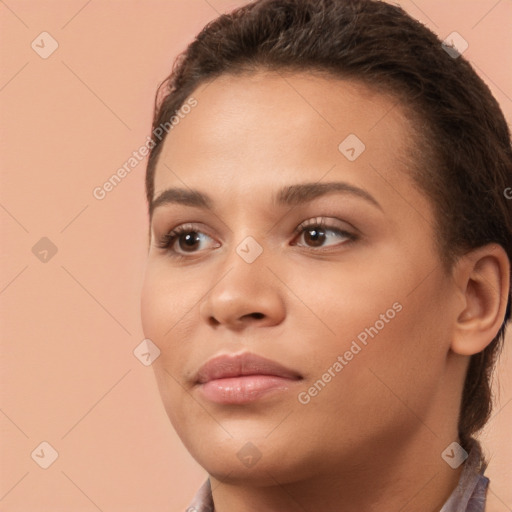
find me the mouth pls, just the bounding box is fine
[195,352,303,405]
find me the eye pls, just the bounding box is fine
[293,217,357,249]
[155,223,219,258]
[155,217,357,260]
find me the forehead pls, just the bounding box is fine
[152,70,429,217]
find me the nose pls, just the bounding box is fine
[198,245,286,331]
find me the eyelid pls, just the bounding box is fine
[169,222,210,237]
[293,216,357,235]
[153,221,214,242]
[157,217,352,241]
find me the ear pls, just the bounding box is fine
[450,244,510,356]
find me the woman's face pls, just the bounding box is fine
[140,71,463,483]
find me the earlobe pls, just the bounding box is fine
[451,244,510,356]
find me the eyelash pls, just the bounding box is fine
[155,218,358,260]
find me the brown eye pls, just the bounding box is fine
[156,224,219,258]
[302,226,328,247]
[294,219,356,249]
[177,231,203,252]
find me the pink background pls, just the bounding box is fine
[1,1,511,510]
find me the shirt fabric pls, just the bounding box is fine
[185,440,489,512]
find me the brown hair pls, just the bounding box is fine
[145,0,512,452]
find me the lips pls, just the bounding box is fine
[194,352,303,404]
[195,352,302,384]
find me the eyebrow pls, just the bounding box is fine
[150,181,382,216]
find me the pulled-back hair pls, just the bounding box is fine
[145,0,512,452]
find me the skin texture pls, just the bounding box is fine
[140,71,509,512]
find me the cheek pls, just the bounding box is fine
[140,268,187,385]
[290,262,403,347]
[140,263,194,342]
[140,268,166,342]
[293,265,447,408]
[289,301,444,454]
[140,267,198,429]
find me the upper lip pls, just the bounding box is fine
[195,352,303,384]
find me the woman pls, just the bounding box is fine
[140,0,512,510]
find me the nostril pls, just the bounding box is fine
[250,312,264,319]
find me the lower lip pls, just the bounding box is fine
[198,375,300,404]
